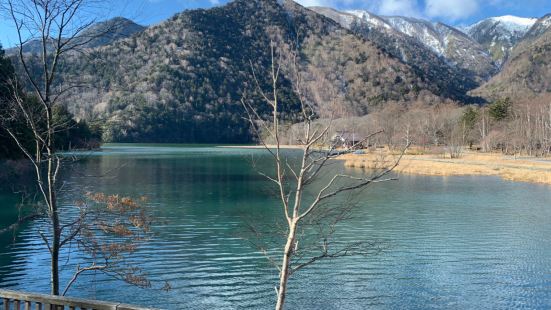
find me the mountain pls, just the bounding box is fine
[32,0,463,143]
[339,10,497,80]
[465,15,537,66]
[522,14,551,40]
[77,17,147,49]
[472,14,551,100]
[310,7,482,102]
[7,17,145,54]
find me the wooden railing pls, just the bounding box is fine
[0,289,157,310]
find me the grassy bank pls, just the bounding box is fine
[340,151,551,185]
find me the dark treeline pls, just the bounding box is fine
[0,43,19,159]
[0,44,100,160]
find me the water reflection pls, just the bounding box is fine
[0,145,550,309]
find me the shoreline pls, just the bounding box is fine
[219,145,551,185]
[339,151,551,185]
[217,145,305,149]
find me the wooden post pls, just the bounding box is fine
[3,298,9,310]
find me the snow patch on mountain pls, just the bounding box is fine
[383,16,445,55]
[492,15,537,27]
[311,6,497,84]
[465,15,537,66]
[344,10,447,55]
[333,9,496,76]
[540,15,551,27]
[521,14,551,40]
[346,10,392,30]
[465,15,536,33]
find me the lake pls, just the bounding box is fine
[1,145,551,309]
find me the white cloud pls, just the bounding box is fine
[295,0,422,18]
[294,0,328,6]
[294,0,355,7]
[294,0,487,22]
[425,0,479,21]
[378,0,422,17]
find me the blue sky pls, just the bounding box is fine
[2,0,551,48]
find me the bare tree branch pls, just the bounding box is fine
[241,40,405,310]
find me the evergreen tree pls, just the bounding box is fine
[0,43,22,159]
[1,43,99,159]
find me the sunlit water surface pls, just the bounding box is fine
[1,145,551,309]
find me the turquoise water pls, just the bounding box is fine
[1,145,551,309]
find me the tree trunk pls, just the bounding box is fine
[47,143,60,295]
[275,220,297,310]
[50,195,60,295]
[51,233,60,295]
[482,113,486,152]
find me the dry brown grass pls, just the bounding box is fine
[340,150,551,185]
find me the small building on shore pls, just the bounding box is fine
[331,131,364,149]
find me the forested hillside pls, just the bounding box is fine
[26,0,461,143]
[8,0,551,144]
[0,45,100,159]
[6,17,145,55]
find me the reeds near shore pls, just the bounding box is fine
[340,151,551,185]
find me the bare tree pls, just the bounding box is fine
[0,0,136,295]
[60,192,154,296]
[242,42,405,310]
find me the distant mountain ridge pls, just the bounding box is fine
[473,13,551,100]
[6,17,145,54]
[522,14,551,40]
[7,0,551,143]
[310,7,485,103]
[310,6,551,103]
[465,15,537,66]
[45,0,458,143]
[312,7,498,82]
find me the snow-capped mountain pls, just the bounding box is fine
[465,15,537,66]
[473,13,551,100]
[347,10,393,31]
[344,11,451,56]
[312,7,497,81]
[313,5,551,103]
[378,15,495,79]
[382,16,446,55]
[309,7,489,103]
[522,13,551,40]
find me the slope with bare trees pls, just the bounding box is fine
[9,0,461,144]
